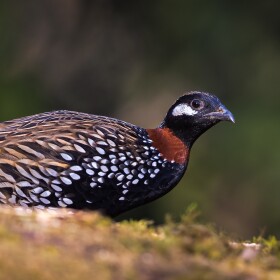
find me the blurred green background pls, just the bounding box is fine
[0,1,279,238]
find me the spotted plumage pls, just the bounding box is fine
[0,91,234,216]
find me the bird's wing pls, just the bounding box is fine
[0,110,148,209]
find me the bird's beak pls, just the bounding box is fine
[204,105,235,123]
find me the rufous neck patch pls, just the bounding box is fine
[146,128,188,164]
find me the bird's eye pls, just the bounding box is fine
[190,99,204,110]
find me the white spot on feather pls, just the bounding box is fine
[86,169,94,175]
[63,198,73,205]
[46,168,58,177]
[96,129,105,137]
[52,179,61,185]
[30,193,39,202]
[101,166,108,172]
[41,191,51,197]
[93,156,102,161]
[70,166,82,172]
[97,141,108,146]
[74,144,86,153]
[17,181,32,188]
[61,177,72,185]
[40,197,50,204]
[15,186,27,198]
[132,179,139,185]
[32,187,44,194]
[88,138,95,146]
[61,153,72,161]
[91,162,99,169]
[107,139,116,147]
[70,173,81,180]
[117,174,125,181]
[51,184,62,192]
[111,166,118,172]
[98,178,104,184]
[58,200,67,207]
[96,147,105,155]
[123,168,130,174]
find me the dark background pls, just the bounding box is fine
[1,1,280,238]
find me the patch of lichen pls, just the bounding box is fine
[0,206,279,280]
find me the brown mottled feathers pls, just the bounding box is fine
[0,111,137,169]
[0,110,146,209]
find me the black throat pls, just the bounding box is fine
[160,119,219,148]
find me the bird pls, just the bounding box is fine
[0,91,234,216]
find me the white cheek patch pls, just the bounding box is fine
[172,104,198,116]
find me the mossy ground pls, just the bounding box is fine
[0,206,279,280]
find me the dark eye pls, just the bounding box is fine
[191,99,204,110]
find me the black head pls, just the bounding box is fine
[161,91,234,147]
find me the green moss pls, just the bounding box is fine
[0,207,278,279]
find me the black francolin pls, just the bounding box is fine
[0,91,234,216]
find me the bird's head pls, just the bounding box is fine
[161,91,235,147]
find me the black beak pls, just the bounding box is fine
[205,105,235,123]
